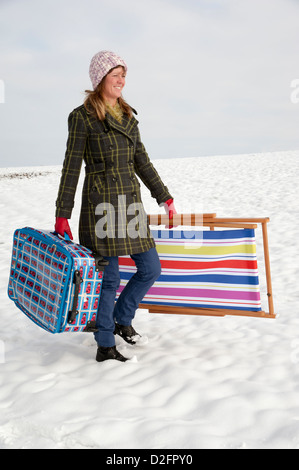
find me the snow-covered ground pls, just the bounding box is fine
[0,150,299,449]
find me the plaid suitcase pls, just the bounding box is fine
[7,227,108,333]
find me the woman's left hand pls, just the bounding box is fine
[164,199,177,229]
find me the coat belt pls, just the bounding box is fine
[85,162,105,174]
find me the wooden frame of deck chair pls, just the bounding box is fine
[116,214,276,319]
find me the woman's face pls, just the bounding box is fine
[102,66,126,106]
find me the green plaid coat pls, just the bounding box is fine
[55,105,173,256]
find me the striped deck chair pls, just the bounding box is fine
[116,214,275,319]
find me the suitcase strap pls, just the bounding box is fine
[68,270,83,324]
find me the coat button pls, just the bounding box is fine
[108,145,113,150]
[128,160,133,165]
[92,186,97,191]
[112,177,117,182]
[132,192,137,197]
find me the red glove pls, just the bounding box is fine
[164,199,177,229]
[55,217,73,240]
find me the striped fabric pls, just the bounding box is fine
[116,229,262,312]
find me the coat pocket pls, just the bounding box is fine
[85,164,106,205]
[89,177,105,205]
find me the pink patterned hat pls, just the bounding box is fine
[89,50,128,90]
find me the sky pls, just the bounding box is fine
[0,0,299,167]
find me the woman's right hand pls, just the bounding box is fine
[163,199,177,229]
[55,217,73,240]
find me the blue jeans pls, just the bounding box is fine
[94,247,161,347]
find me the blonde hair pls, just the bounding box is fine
[84,67,132,121]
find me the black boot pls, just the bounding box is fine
[114,322,141,345]
[96,345,128,362]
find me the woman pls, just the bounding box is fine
[55,50,177,362]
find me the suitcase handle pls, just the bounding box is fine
[92,251,109,269]
[52,231,71,242]
[68,270,83,324]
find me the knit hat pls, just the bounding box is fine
[89,50,128,90]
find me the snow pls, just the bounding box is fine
[1,150,299,449]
